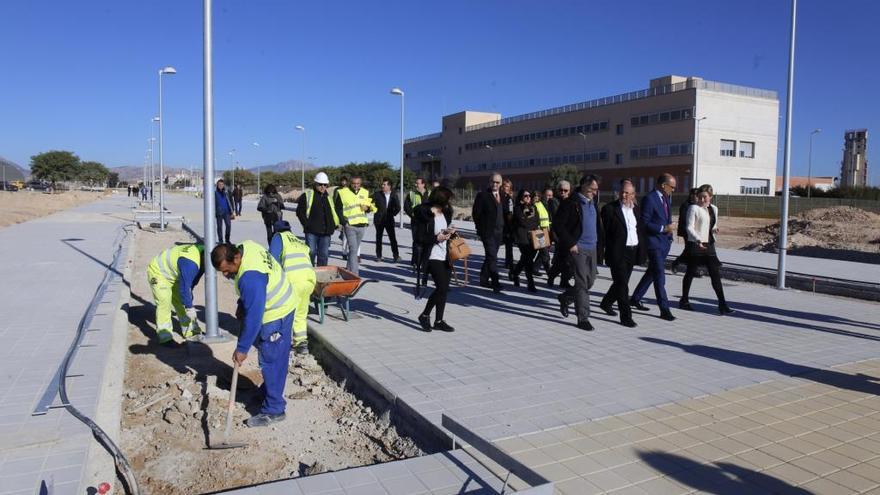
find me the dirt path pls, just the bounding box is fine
[0,190,111,229]
[120,227,419,494]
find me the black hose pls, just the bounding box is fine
[58,224,140,495]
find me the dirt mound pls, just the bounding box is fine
[742,206,880,261]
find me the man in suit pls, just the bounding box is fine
[547,181,573,288]
[554,174,603,331]
[630,173,677,321]
[599,179,645,328]
[372,178,401,262]
[472,173,508,292]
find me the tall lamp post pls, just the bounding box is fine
[777,0,798,290]
[693,116,707,188]
[807,128,821,198]
[228,148,236,189]
[295,125,306,192]
[390,88,405,228]
[252,142,261,194]
[158,66,177,231]
[149,117,158,208]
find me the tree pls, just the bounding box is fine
[107,172,120,188]
[30,150,80,187]
[549,164,581,189]
[78,161,110,186]
[222,168,257,190]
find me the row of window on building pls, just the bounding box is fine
[629,142,694,160]
[463,120,610,151]
[720,139,755,158]
[630,107,694,127]
[463,150,610,173]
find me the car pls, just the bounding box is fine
[26,181,49,191]
[0,181,19,191]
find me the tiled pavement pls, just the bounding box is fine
[132,195,880,493]
[0,194,133,495]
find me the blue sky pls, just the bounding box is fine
[1,0,877,181]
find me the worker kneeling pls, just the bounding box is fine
[147,243,205,345]
[269,220,316,356]
[212,241,296,427]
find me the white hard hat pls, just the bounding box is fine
[314,172,330,184]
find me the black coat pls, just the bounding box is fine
[412,204,453,269]
[296,190,336,236]
[552,195,604,264]
[600,200,647,266]
[677,199,694,238]
[471,188,510,240]
[372,191,401,226]
[512,203,539,246]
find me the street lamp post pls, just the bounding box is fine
[295,125,306,192]
[777,0,798,290]
[158,66,177,231]
[252,142,260,194]
[694,116,707,188]
[228,148,236,189]
[807,128,821,198]
[149,119,158,208]
[390,88,405,228]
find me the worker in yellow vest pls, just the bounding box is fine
[333,175,375,275]
[534,192,553,275]
[295,172,338,266]
[211,241,296,427]
[269,221,315,355]
[147,243,204,345]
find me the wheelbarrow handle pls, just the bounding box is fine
[349,279,377,299]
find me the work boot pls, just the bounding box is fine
[182,325,202,340]
[245,413,286,428]
[294,343,309,355]
[157,329,174,346]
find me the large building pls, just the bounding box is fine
[840,129,868,188]
[403,75,779,195]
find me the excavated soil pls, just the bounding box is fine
[0,190,110,229]
[742,206,880,263]
[121,227,419,494]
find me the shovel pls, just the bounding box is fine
[207,361,247,450]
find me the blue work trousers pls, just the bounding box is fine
[631,241,672,311]
[305,232,331,267]
[254,311,293,415]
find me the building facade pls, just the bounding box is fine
[840,129,868,188]
[404,75,779,195]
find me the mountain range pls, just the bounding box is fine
[110,159,316,182]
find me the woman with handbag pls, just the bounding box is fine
[413,187,456,332]
[509,189,539,292]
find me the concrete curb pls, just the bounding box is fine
[81,225,137,493]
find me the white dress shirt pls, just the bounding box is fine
[430,213,448,261]
[622,204,639,246]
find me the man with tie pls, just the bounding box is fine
[630,173,677,321]
[472,173,509,292]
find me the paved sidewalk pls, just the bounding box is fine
[0,194,133,495]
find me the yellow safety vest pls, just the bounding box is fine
[535,201,551,229]
[337,187,374,226]
[278,231,317,285]
[407,190,425,212]
[305,189,340,227]
[150,244,203,283]
[235,240,296,323]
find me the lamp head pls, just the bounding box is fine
[390,88,404,96]
[295,125,305,131]
[160,66,177,75]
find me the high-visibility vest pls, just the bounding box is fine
[407,190,426,212]
[235,240,296,324]
[337,187,373,226]
[150,244,203,283]
[535,201,551,229]
[278,231,317,285]
[305,189,339,227]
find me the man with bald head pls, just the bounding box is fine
[599,179,645,327]
[472,173,509,292]
[630,173,677,321]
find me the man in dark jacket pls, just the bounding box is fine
[214,179,235,244]
[372,178,401,262]
[296,172,338,266]
[599,179,646,328]
[553,174,603,331]
[471,173,508,292]
[404,177,430,268]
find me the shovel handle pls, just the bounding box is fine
[223,361,239,441]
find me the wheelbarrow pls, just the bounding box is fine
[312,266,375,324]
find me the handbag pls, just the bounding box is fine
[447,234,471,261]
[530,228,550,250]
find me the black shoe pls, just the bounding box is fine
[246,413,286,427]
[418,314,432,332]
[679,300,694,311]
[513,277,520,287]
[719,305,735,315]
[479,281,493,289]
[660,310,676,321]
[546,278,555,289]
[620,319,638,328]
[671,263,680,275]
[527,283,537,293]
[577,320,594,331]
[630,300,649,311]
[600,303,617,316]
[557,294,570,318]
[508,271,515,282]
[433,320,455,332]
[492,283,503,293]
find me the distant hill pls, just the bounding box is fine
[111,159,316,182]
[252,159,316,174]
[0,156,27,181]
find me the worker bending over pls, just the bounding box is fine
[269,220,316,355]
[212,241,296,427]
[147,243,204,345]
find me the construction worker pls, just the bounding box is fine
[211,241,296,427]
[334,175,375,275]
[534,191,552,275]
[147,243,205,345]
[296,172,338,266]
[269,220,316,355]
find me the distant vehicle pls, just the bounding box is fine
[27,180,49,191]
[0,181,19,191]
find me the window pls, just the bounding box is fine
[616,124,624,135]
[630,149,639,159]
[740,141,755,158]
[615,153,623,165]
[458,146,462,155]
[458,127,462,134]
[740,178,769,195]
[720,139,736,157]
[630,117,639,127]
[670,110,681,120]
[659,112,670,122]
